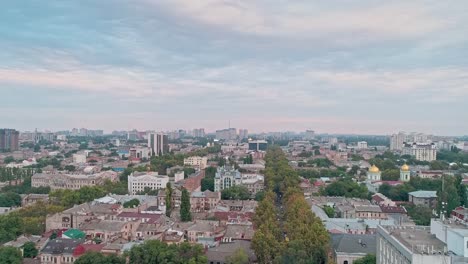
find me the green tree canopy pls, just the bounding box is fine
[221,185,251,200]
[180,188,192,222]
[0,246,22,264]
[22,241,38,258]
[354,254,376,264]
[75,252,125,264]
[126,240,207,264]
[123,198,140,208]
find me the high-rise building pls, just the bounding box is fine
[147,132,168,156]
[192,128,206,138]
[0,129,19,151]
[390,132,408,151]
[357,141,368,149]
[238,129,249,140]
[248,140,268,151]
[304,130,315,140]
[402,142,437,161]
[215,128,237,141]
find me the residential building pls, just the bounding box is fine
[240,174,264,196]
[216,128,237,141]
[357,141,368,149]
[402,142,437,162]
[31,171,118,190]
[190,190,221,212]
[39,238,84,264]
[214,166,241,192]
[408,190,437,208]
[248,140,268,151]
[22,194,49,207]
[80,219,140,242]
[46,203,122,231]
[390,132,407,151]
[72,154,87,164]
[377,220,468,264]
[0,128,19,151]
[238,129,248,140]
[354,205,387,220]
[127,172,169,195]
[129,146,152,160]
[184,156,208,169]
[304,130,315,140]
[147,132,168,156]
[206,240,257,264]
[192,128,205,138]
[185,220,225,247]
[331,234,376,264]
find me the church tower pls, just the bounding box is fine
[400,164,411,182]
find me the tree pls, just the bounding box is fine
[0,246,22,264]
[3,156,15,164]
[323,205,335,218]
[225,248,249,264]
[22,241,38,258]
[126,240,207,264]
[201,177,214,192]
[255,191,265,201]
[180,188,192,222]
[221,185,251,200]
[405,204,432,225]
[381,169,400,181]
[354,254,376,264]
[0,192,22,207]
[75,252,125,264]
[165,182,172,217]
[64,165,76,171]
[123,198,140,208]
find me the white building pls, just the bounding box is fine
[56,135,67,141]
[129,147,152,160]
[184,156,208,170]
[72,154,87,164]
[304,130,315,140]
[147,132,168,156]
[127,172,169,195]
[377,219,468,264]
[357,141,368,149]
[192,128,206,138]
[32,171,118,190]
[402,142,437,161]
[390,132,408,151]
[214,166,242,192]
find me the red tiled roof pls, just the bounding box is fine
[73,244,105,257]
[379,205,407,214]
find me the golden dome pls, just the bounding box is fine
[401,164,410,171]
[369,165,380,173]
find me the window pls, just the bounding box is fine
[344,261,348,264]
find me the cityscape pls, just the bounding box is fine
[2,1,468,264]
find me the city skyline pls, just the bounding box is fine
[2,1,468,135]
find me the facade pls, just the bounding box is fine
[184,156,208,169]
[248,140,268,151]
[0,128,19,151]
[366,165,381,182]
[390,132,408,151]
[22,194,49,207]
[31,171,118,190]
[39,238,84,264]
[72,154,87,164]
[129,146,152,160]
[127,172,169,195]
[192,128,205,138]
[214,166,242,192]
[400,164,411,182]
[377,220,468,264]
[238,129,248,140]
[240,174,264,196]
[354,205,387,220]
[408,191,437,208]
[357,141,368,149]
[216,128,237,141]
[304,130,315,140]
[147,132,168,156]
[402,142,437,161]
[190,190,221,212]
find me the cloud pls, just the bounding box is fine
[151,0,446,43]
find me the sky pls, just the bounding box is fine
[1,1,468,135]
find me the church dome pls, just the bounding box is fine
[369,165,380,173]
[401,164,410,171]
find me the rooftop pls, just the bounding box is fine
[380,226,446,255]
[409,190,437,198]
[41,238,84,255]
[331,234,376,255]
